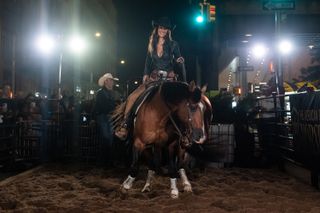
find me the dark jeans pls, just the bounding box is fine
[96,114,114,166]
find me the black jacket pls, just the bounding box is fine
[144,40,182,75]
[94,88,120,116]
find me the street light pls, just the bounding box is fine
[68,36,87,54]
[35,33,88,99]
[35,34,56,55]
[278,40,293,55]
[95,32,101,37]
[252,43,268,59]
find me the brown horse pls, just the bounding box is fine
[175,84,212,191]
[113,81,201,198]
[139,84,213,195]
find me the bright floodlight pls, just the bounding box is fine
[95,32,101,37]
[36,35,55,54]
[278,40,293,55]
[68,36,87,54]
[252,43,268,59]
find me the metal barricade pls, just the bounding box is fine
[0,122,16,168]
[78,123,102,162]
[203,123,235,166]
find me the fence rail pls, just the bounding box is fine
[0,119,105,168]
[253,92,320,188]
[1,93,319,188]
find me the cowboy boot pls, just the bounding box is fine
[115,121,128,141]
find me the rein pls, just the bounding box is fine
[160,82,192,148]
[168,113,183,141]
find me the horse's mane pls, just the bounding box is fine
[160,81,190,105]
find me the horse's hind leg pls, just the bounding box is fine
[141,147,156,192]
[122,142,143,190]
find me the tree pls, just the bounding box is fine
[299,48,320,85]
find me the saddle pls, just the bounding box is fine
[125,81,160,130]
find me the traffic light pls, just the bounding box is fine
[195,14,204,23]
[209,4,216,22]
[195,2,206,24]
[195,2,216,24]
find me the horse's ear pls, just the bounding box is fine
[201,84,208,94]
[189,80,196,92]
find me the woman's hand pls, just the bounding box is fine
[143,74,149,83]
[176,57,184,64]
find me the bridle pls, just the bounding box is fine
[158,82,193,148]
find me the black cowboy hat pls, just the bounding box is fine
[152,17,176,30]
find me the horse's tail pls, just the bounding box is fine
[111,101,126,129]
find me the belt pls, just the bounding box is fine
[157,70,168,79]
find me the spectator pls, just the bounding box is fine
[94,72,121,167]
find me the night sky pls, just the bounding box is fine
[114,0,200,83]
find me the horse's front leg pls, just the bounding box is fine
[178,148,193,193]
[141,169,155,192]
[168,142,179,199]
[122,140,143,191]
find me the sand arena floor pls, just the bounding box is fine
[0,164,319,213]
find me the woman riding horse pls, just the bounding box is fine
[115,17,184,141]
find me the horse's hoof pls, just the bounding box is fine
[122,183,131,190]
[183,184,193,192]
[141,184,151,192]
[120,185,129,194]
[170,189,179,199]
[122,175,135,190]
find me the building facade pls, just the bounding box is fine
[0,0,117,98]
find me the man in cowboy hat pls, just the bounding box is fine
[94,72,121,167]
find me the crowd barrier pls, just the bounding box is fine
[1,93,319,188]
[204,124,235,166]
[253,92,320,188]
[0,119,104,168]
[0,119,237,169]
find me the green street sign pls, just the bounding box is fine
[263,1,295,10]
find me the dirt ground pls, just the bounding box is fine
[0,164,319,213]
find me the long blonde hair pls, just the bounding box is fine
[147,27,172,54]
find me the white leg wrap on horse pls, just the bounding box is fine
[179,168,192,192]
[122,175,135,190]
[170,178,179,199]
[141,170,155,192]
